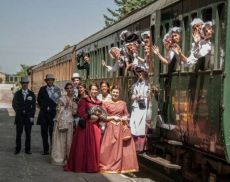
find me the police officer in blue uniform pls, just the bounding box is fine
[12,76,36,154]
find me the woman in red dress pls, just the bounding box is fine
[100,85,139,173]
[64,83,102,172]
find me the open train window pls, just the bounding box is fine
[151,25,155,44]
[183,16,190,55]
[173,19,181,27]
[191,12,197,20]
[217,3,226,69]
[201,8,212,22]
[117,41,120,48]
[165,23,170,33]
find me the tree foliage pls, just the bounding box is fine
[63,44,71,51]
[104,0,154,27]
[16,64,29,77]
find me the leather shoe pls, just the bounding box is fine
[42,151,49,155]
[25,151,32,154]
[14,150,20,155]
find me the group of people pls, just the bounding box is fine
[102,30,151,76]
[152,18,214,71]
[12,73,141,173]
[12,17,213,174]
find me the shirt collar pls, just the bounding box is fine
[22,89,28,93]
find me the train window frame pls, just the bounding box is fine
[105,46,109,78]
[102,47,106,78]
[216,2,226,70]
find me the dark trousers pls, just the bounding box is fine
[40,113,54,153]
[15,118,32,152]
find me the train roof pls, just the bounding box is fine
[32,45,76,70]
[76,0,179,50]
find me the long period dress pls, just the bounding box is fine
[51,96,77,165]
[64,96,102,172]
[100,100,139,173]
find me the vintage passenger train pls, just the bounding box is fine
[29,0,230,181]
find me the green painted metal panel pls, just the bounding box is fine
[159,73,225,158]
[151,10,161,129]
[223,1,230,162]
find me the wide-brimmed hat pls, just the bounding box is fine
[72,73,81,80]
[45,74,55,81]
[20,76,29,83]
[119,30,131,41]
[125,32,140,43]
[135,65,148,73]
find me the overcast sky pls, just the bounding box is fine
[0,0,116,74]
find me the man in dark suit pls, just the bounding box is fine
[37,74,61,155]
[12,76,36,154]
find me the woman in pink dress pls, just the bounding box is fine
[64,83,102,173]
[100,85,139,173]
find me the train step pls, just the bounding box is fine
[165,140,183,146]
[139,153,182,170]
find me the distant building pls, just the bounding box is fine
[5,74,21,84]
[0,72,6,84]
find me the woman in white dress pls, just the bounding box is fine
[51,83,77,165]
[130,67,151,152]
[97,81,111,102]
[97,81,111,132]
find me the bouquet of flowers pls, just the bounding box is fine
[87,105,107,122]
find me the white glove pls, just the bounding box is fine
[113,116,120,121]
[29,117,34,123]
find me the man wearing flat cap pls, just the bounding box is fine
[37,74,61,155]
[12,76,36,154]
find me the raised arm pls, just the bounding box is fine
[152,45,169,65]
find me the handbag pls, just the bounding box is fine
[122,125,132,141]
[122,120,132,141]
[78,118,86,128]
[138,99,146,110]
[57,109,69,132]
[58,121,68,132]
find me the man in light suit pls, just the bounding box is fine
[12,76,36,154]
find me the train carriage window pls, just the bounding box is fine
[191,12,197,20]
[165,23,170,33]
[151,25,155,44]
[173,19,181,27]
[105,46,109,78]
[97,49,101,79]
[117,41,120,48]
[182,16,190,72]
[217,3,226,69]
[102,47,106,78]
[200,7,213,71]
[159,25,164,74]
[94,51,97,78]
[201,8,212,22]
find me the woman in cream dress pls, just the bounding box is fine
[51,83,77,165]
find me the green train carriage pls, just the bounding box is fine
[75,0,230,180]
